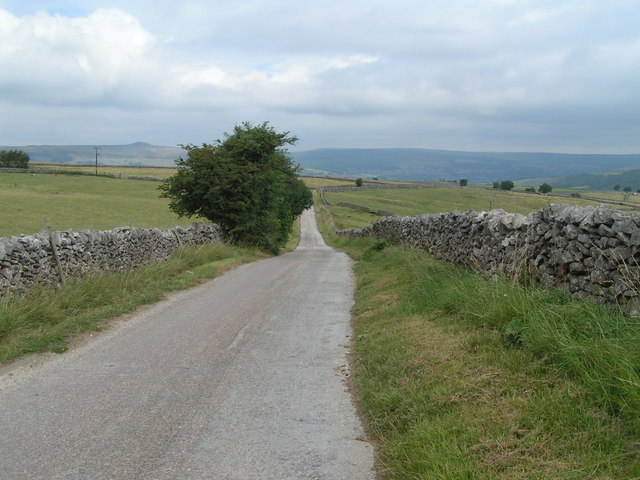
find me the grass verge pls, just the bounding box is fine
[283,214,302,252]
[316,200,640,479]
[0,243,263,364]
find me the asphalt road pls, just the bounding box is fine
[0,208,374,480]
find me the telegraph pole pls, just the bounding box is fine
[95,147,99,175]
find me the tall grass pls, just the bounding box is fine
[356,246,639,478]
[0,243,261,363]
[315,201,640,478]
[410,257,640,435]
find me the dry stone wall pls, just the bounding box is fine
[0,223,223,298]
[338,204,640,306]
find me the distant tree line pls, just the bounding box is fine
[0,149,29,168]
[494,180,553,193]
[613,184,638,193]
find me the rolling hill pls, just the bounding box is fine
[0,143,185,167]
[529,169,640,191]
[292,148,640,183]
[3,143,640,184]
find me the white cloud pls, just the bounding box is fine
[0,7,382,114]
[0,8,157,105]
[0,1,639,152]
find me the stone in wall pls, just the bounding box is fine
[0,223,223,298]
[337,204,640,305]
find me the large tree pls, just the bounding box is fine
[160,122,312,253]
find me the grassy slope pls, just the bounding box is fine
[324,187,600,230]
[578,190,640,207]
[30,164,177,179]
[300,176,357,188]
[294,148,640,183]
[315,196,639,479]
[0,172,206,236]
[550,169,640,191]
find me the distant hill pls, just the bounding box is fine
[0,143,185,167]
[3,144,640,184]
[542,169,640,191]
[292,148,640,183]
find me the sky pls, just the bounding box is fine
[0,0,639,153]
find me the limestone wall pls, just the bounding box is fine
[338,204,640,304]
[0,223,223,297]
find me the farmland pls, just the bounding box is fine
[0,172,204,236]
[30,163,176,179]
[323,186,602,230]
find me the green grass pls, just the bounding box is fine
[0,170,303,363]
[0,243,263,363]
[315,198,640,479]
[578,190,640,206]
[0,172,206,235]
[300,176,356,188]
[301,176,415,188]
[31,163,177,179]
[325,187,600,230]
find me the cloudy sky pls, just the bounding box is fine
[0,0,638,153]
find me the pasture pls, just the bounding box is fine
[324,186,602,230]
[31,163,177,179]
[300,176,356,188]
[0,172,204,236]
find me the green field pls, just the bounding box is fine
[0,172,205,236]
[31,163,177,179]
[575,189,640,206]
[300,176,356,188]
[515,186,640,208]
[325,187,602,230]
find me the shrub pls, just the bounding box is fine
[538,183,553,194]
[500,180,514,190]
[0,150,29,168]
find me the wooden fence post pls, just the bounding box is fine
[46,219,65,285]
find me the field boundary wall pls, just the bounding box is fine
[337,203,640,307]
[0,167,167,182]
[0,223,223,298]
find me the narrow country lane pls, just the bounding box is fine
[0,208,374,480]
